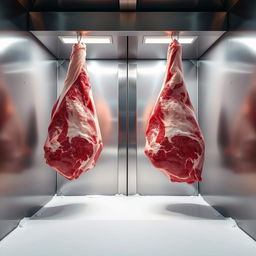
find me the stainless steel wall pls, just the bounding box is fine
[0,32,57,240]
[57,60,122,195]
[199,32,256,240]
[132,60,199,195]
[0,1,27,30]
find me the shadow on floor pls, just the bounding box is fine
[31,203,87,220]
[165,203,225,220]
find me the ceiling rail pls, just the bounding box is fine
[120,0,136,11]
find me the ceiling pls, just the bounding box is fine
[31,31,225,60]
[18,0,239,11]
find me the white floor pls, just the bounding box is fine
[0,195,256,256]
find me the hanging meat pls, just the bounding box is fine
[144,39,205,184]
[44,43,103,180]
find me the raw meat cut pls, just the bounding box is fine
[144,39,205,184]
[44,43,103,180]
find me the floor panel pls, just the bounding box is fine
[0,196,255,256]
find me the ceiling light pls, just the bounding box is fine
[59,36,112,44]
[143,36,197,44]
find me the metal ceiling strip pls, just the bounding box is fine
[119,0,137,11]
[28,12,228,31]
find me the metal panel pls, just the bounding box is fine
[57,60,122,195]
[127,64,137,195]
[19,0,236,11]
[137,0,225,11]
[0,32,57,240]
[128,31,225,60]
[118,64,128,195]
[120,0,137,10]
[134,60,198,195]
[229,0,256,30]
[29,12,228,31]
[30,31,225,60]
[0,0,27,30]
[199,31,256,241]
[31,31,128,60]
[27,0,119,11]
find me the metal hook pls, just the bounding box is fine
[76,32,82,44]
[171,32,180,42]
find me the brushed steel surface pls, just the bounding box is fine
[199,31,256,240]
[18,0,235,11]
[0,32,57,240]
[31,31,127,60]
[26,0,119,11]
[229,0,256,30]
[31,31,225,60]
[137,0,225,11]
[118,64,128,195]
[120,0,137,10]
[128,31,225,60]
[127,64,137,195]
[57,60,121,195]
[28,12,228,31]
[134,60,198,195]
[0,0,27,30]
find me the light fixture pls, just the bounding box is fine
[59,36,112,44]
[143,36,197,44]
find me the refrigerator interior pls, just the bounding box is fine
[0,29,256,255]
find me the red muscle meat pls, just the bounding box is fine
[144,39,205,184]
[44,43,103,180]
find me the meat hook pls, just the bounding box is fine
[77,32,82,44]
[171,32,180,42]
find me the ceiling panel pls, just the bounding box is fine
[137,0,225,11]
[31,31,127,59]
[128,31,225,59]
[31,31,225,60]
[29,0,119,11]
[18,0,236,11]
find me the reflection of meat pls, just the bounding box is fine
[142,99,155,133]
[94,96,112,143]
[0,74,29,174]
[44,43,103,180]
[144,40,205,184]
[225,78,256,173]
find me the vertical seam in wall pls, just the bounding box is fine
[126,36,129,196]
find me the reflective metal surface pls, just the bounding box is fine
[31,31,225,60]
[120,0,137,10]
[127,64,137,195]
[137,0,225,11]
[134,60,198,195]
[29,12,227,31]
[57,60,122,195]
[18,0,238,11]
[0,1,27,30]
[229,0,256,30]
[118,64,128,195]
[31,31,127,60]
[25,0,119,11]
[199,31,256,240]
[128,31,225,60]
[0,32,57,240]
